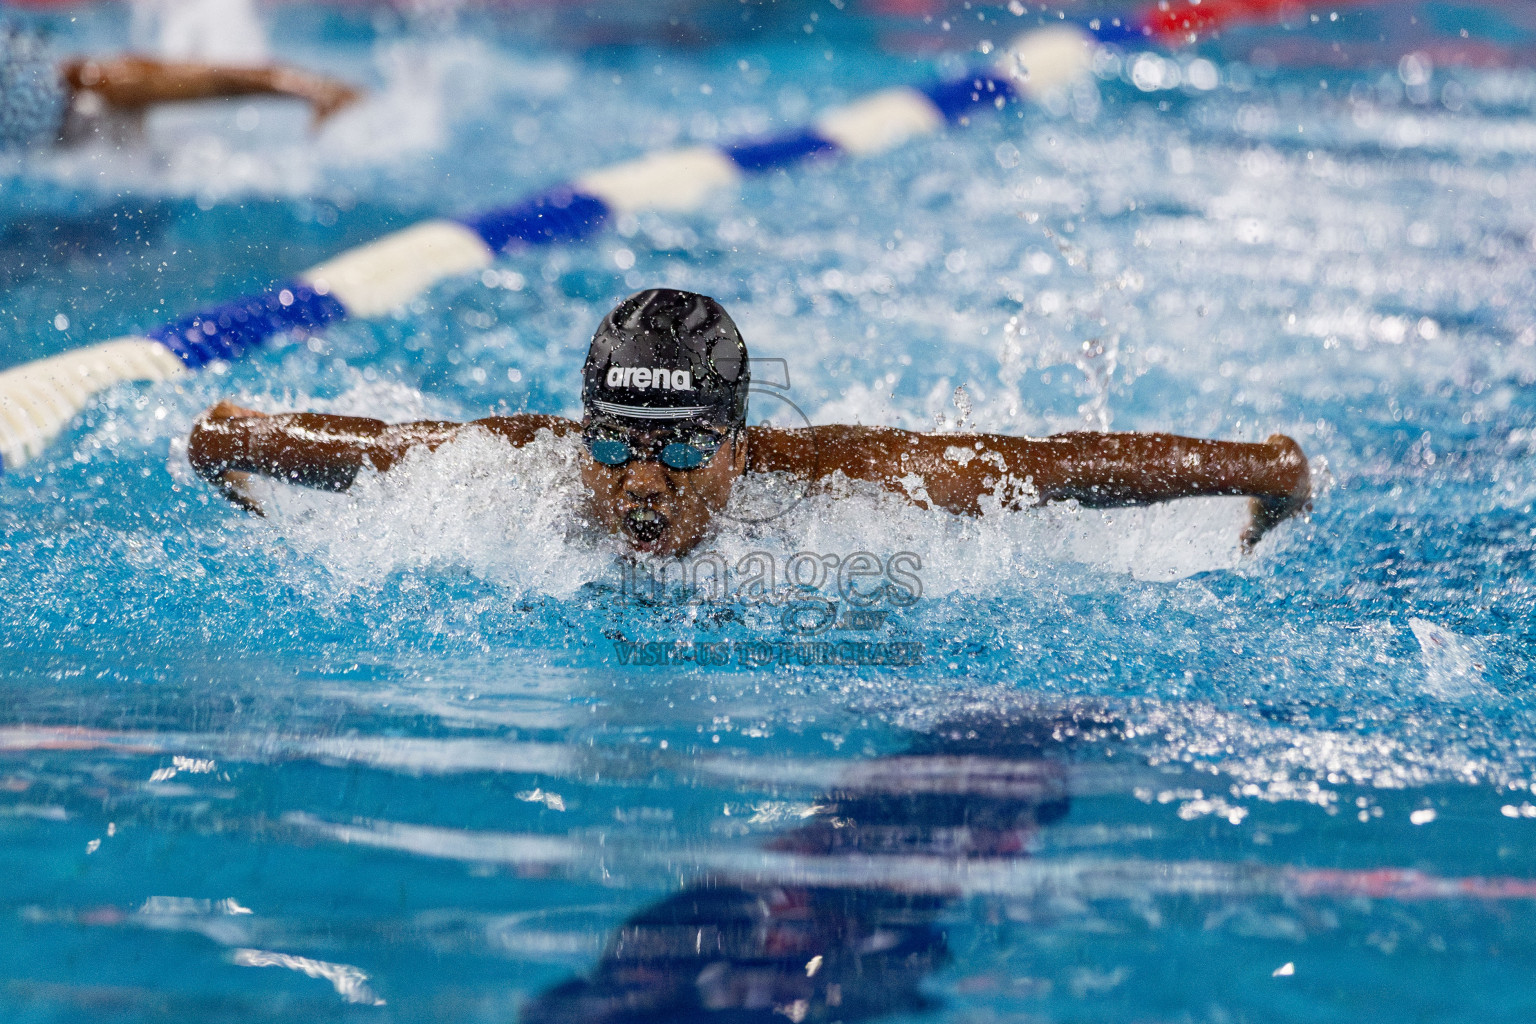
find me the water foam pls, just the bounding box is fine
[256,426,611,597]
[130,0,270,66]
[246,421,1264,606]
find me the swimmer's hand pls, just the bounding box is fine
[1240,434,1310,552]
[213,470,265,515]
[305,80,362,129]
[191,401,270,514]
[201,399,265,423]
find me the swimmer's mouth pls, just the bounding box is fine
[622,508,669,544]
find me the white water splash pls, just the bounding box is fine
[254,426,614,597]
[1409,617,1494,701]
[130,0,269,65]
[247,427,1257,601]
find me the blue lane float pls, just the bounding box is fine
[0,25,1095,472]
[148,283,348,370]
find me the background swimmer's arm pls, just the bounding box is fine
[747,426,1310,547]
[59,57,361,125]
[188,401,574,510]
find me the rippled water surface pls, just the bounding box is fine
[3,3,1536,1022]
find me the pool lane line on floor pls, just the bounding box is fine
[283,810,1536,903]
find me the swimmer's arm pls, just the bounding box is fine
[747,426,1310,546]
[1008,431,1312,547]
[188,402,574,509]
[60,57,362,124]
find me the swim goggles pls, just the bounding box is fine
[582,423,730,470]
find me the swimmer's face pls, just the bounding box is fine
[579,421,747,556]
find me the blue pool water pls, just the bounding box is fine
[4,2,1536,1021]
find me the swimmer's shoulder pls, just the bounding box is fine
[745,423,914,476]
[745,423,1060,480]
[470,413,579,447]
[744,424,813,473]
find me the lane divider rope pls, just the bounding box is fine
[0,23,1095,471]
[1,1,1350,471]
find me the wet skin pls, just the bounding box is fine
[188,401,1311,553]
[578,426,748,557]
[59,57,361,127]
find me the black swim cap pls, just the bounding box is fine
[582,289,749,427]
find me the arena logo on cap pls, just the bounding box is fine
[606,366,695,391]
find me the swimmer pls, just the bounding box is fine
[0,21,360,151]
[188,288,1311,555]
